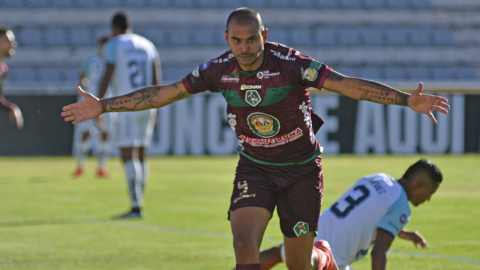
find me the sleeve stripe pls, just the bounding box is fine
[182,77,196,94]
[317,66,331,91]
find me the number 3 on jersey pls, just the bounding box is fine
[331,185,370,218]
[128,60,147,88]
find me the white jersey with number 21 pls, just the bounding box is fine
[315,173,411,267]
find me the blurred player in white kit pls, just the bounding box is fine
[97,12,161,219]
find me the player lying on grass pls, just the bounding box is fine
[0,26,23,130]
[62,7,449,270]
[258,159,442,270]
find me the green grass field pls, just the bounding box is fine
[0,155,479,270]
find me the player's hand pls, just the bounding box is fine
[8,105,24,130]
[62,86,102,125]
[405,231,428,249]
[407,82,450,124]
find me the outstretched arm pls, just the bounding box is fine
[398,229,428,249]
[62,81,191,125]
[371,228,395,270]
[323,70,450,124]
[0,85,23,129]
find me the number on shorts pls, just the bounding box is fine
[331,185,370,218]
[128,60,147,88]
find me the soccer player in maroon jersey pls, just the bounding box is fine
[62,8,450,270]
[0,26,23,130]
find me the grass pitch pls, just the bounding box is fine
[0,155,479,269]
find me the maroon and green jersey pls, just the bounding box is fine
[0,61,14,112]
[182,42,331,165]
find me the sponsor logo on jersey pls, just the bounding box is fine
[221,69,240,83]
[245,90,262,107]
[294,221,309,237]
[257,72,264,79]
[239,127,303,148]
[233,180,256,203]
[309,60,323,71]
[200,61,211,70]
[301,67,318,81]
[247,112,280,138]
[256,70,280,79]
[400,214,407,224]
[241,84,262,90]
[192,66,200,77]
[271,50,296,61]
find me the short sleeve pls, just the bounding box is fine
[103,39,117,65]
[181,59,222,95]
[377,190,411,238]
[278,49,331,91]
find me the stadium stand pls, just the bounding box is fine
[0,0,478,87]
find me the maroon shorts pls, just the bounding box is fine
[230,155,323,238]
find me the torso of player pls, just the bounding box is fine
[106,34,157,96]
[317,173,411,265]
[0,61,8,88]
[82,54,104,97]
[184,42,331,164]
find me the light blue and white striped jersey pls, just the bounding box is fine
[80,53,104,97]
[316,173,411,266]
[103,33,159,96]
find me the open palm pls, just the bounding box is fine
[61,86,102,125]
[408,82,450,124]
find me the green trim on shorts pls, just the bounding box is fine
[237,147,322,166]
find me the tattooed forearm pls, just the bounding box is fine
[326,70,346,81]
[103,85,163,112]
[168,90,189,101]
[356,79,409,105]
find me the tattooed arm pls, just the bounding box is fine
[62,81,191,125]
[323,70,450,124]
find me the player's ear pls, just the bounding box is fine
[262,28,268,44]
[225,30,229,45]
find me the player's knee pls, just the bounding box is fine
[233,237,257,252]
[284,254,311,270]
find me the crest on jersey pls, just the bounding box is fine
[245,90,262,107]
[192,66,200,77]
[301,67,318,81]
[247,112,280,138]
[400,214,407,224]
[257,71,264,79]
[294,221,309,237]
[200,61,211,70]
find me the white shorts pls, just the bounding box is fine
[75,113,115,135]
[114,109,156,148]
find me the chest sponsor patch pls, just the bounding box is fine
[247,112,280,138]
[239,127,303,148]
[241,84,261,90]
[245,90,262,107]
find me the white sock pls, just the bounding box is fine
[280,244,286,263]
[76,140,88,168]
[140,161,149,194]
[98,140,108,169]
[124,160,143,208]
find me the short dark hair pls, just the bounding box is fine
[403,159,443,183]
[111,11,130,32]
[0,26,12,37]
[97,34,110,45]
[226,7,265,32]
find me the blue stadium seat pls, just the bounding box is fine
[98,0,122,7]
[432,28,455,46]
[93,26,110,41]
[456,66,477,80]
[73,0,97,7]
[25,0,50,7]
[44,28,68,46]
[292,0,314,8]
[386,28,409,46]
[124,0,147,6]
[386,0,409,8]
[8,67,37,82]
[220,0,243,7]
[359,67,382,80]
[63,67,79,82]
[192,28,224,46]
[18,27,43,46]
[267,29,289,46]
[244,0,268,8]
[338,29,361,46]
[163,67,195,82]
[363,0,386,8]
[313,28,337,46]
[51,0,74,7]
[197,0,219,7]
[273,0,292,8]
[172,0,195,7]
[334,66,359,77]
[339,0,362,8]
[409,28,432,45]
[407,66,431,80]
[289,28,312,46]
[314,0,338,8]
[3,0,25,7]
[149,0,170,7]
[138,28,168,46]
[385,67,406,80]
[166,28,191,46]
[38,67,63,82]
[361,28,386,45]
[410,0,432,9]
[69,27,94,46]
[432,67,456,80]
